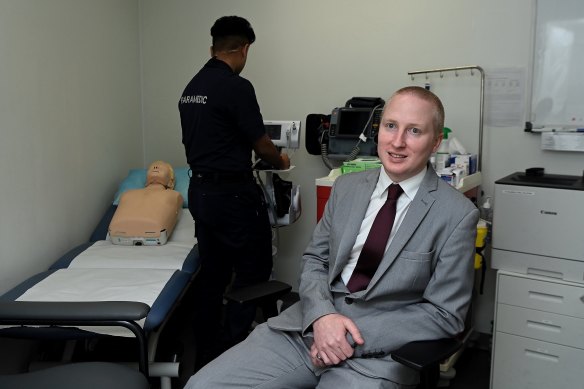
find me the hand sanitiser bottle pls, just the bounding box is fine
[435,127,451,171]
[479,196,493,245]
[479,196,493,223]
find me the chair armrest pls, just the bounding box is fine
[224,280,291,306]
[391,338,462,371]
[0,301,149,324]
[0,301,151,376]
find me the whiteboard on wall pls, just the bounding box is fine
[529,0,584,129]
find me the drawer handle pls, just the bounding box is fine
[528,291,563,303]
[581,295,584,303]
[525,349,559,363]
[527,267,563,279]
[527,320,561,333]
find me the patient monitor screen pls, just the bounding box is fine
[337,110,372,137]
[263,120,301,149]
[265,124,282,141]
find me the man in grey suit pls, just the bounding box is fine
[185,86,479,389]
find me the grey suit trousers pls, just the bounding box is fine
[184,323,416,389]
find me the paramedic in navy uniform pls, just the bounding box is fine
[179,15,290,370]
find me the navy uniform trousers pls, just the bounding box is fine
[188,175,273,367]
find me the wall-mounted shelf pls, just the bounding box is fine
[456,172,482,194]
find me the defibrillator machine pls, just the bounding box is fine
[327,106,382,158]
[304,97,384,165]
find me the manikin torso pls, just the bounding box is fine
[109,162,184,243]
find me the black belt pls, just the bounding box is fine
[190,170,254,184]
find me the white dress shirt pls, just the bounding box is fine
[340,167,427,285]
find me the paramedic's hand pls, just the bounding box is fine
[279,153,290,170]
[310,313,364,367]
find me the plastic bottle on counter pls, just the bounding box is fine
[479,196,493,223]
[435,127,452,171]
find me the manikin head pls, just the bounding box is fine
[146,161,175,189]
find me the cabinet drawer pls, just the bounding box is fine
[497,273,584,318]
[496,304,584,349]
[491,332,584,389]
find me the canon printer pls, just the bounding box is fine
[491,167,584,282]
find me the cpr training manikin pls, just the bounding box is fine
[109,161,184,246]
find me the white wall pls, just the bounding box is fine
[138,0,584,334]
[0,0,143,294]
[2,0,578,335]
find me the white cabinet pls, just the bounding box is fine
[490,172,584,389]
[491,271,584,389]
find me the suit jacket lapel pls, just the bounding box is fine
[366,167,439,290]
[330,169,379,281]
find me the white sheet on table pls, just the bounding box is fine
[16,268,175,337]
[168,209,197,244]
[7,210,197,337]
[68,240,194,270]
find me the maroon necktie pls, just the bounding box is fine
[347,183,403,292]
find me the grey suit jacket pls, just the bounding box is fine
[268,166,479,385]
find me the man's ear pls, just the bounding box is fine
[431,132,444,153]
[209,46,214,57]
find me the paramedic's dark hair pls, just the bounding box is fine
[211,16,256,52]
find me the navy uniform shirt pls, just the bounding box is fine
[179,57,266,173]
